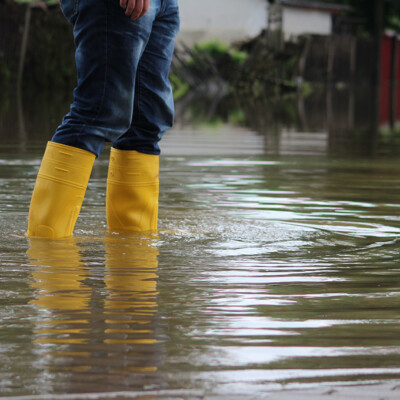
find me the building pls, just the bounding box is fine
[176,0,268,46]
[176,0,350,46]
[269,0,351,40]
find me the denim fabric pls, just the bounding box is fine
[53,0,180,157]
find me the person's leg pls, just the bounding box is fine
[112,0,180,154]
[53,0,162,157]
[28,0,162,238]
[106,0,180,232]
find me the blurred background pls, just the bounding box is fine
[0,0,399,157]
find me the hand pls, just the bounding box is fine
[120,0,150,20]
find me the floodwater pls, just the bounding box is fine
[1,89,400,399]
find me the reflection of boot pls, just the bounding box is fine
[28,237,89,312]
[104,234,161,375]
[104,233,158,349]
[27,142,95,239]
[28,237,90,346]
[106,148,159,232]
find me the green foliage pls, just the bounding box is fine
[300,81,313,97]
[227,109,246,125]
[379,126,400,156]
[177,37,300,101]
[231,49,248,66]
[235,34,301,99]
[188,40,248,70]
[381,126,400,138]
[169,73,189,100]
[193,41,229,61]
[181,40,249,87]
[199,41,248,65]
[388,14,400,33]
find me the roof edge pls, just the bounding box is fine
[278,0,351,13]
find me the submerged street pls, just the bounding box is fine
[1,91,400,397]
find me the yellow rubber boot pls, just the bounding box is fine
[106,148,159,232]
[27,142,95,239]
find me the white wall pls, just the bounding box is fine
[282,7,332,38]
[177,0,268,46]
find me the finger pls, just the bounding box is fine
[130,0,143,19]
[138,0,149,18]
[125,0,136,16]
[120,0,127,10]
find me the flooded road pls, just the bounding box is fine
[1,92,400,398]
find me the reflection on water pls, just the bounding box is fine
[25,234,160,394]
[173,86,400,158]
[29,238,90,317]
[0,88,400,397]
[1,85,400,158]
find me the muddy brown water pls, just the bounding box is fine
[1,92,400,398]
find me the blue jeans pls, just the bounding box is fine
[53,0,180,157]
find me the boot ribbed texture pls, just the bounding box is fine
[106,148,159,232]
[27,142,95,239]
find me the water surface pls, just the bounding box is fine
[1,94,400,398]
